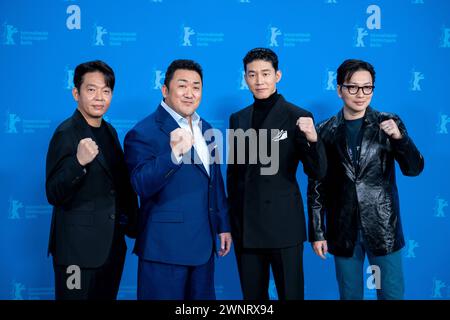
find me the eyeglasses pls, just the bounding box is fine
[341,84,375,95]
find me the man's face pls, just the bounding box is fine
[162,69,202,118]
[337,70,373,118]
[72,71,112,123]
[245,59,281,99]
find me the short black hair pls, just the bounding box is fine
[243,47,279,72]
[337,59,376,86]
[164,59,203,88]
[73,60,115,91]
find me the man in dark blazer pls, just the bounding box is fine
[227,48,327,299]
[124,59,232,300]
[46,60,138,300]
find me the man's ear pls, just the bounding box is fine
[276,70,282,83]
[244,72,250,86]
[72,87,79,101]
[161,84,168,99]
[337,85,342,98]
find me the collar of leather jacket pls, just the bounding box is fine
[333,106,379,129]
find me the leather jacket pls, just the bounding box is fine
[307,107,424,257]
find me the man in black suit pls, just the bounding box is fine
[46,60,138,300]
[227,48,327,300]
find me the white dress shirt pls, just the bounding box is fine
[161,100,210,176]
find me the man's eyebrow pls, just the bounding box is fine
[247,69,272,73]
[176,79,201,85]
[85,83,111,89]
[347,82,372,85]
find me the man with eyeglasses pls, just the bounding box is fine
[307,59,424,299]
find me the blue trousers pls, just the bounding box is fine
[334,229,404,300]
[137,254,216,300]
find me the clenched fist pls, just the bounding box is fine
[76,138,99,166]
[296,117,318,143]
[170,128,194,157]
[380,119,402,140]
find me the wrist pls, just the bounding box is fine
[76,155,87,167]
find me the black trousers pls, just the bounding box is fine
[53,238,126,300]
[235,243,304,300]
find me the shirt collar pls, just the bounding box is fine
[160,100,200,127]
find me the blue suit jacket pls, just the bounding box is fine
[124,105,230,266]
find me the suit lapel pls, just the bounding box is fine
[156,104,180,136]
[242,95,289,178]
[201,120,218,180]
[333,111,356,180]
[190,146,209,177]
[156,104,209,178]
[357,107,378,177]
[239,106,253,133]
[235,107,253,172]
[259,95,289,131]
[337,124,356,180]
[105,121,123,155]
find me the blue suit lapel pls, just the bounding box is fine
[156,104,210,178]
[201,119,218,181]
[155,104,180,136]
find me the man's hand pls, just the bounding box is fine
[170,128,194,157]
[76,138,99,166]
[380,119,402,140]
[218,232,232,257]
[312,240,328,259]
[297,117,318,143]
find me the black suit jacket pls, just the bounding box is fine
[46,110,138,268]
[227,95,327,249]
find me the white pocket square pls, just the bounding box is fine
[272,130,288,141]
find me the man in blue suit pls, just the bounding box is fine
[124,59,232,300]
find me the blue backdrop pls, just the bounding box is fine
[1,0,449,300]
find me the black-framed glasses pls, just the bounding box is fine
[341,84,375,95]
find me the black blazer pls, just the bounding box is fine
[46,110,138,268]
[227,95,327,249]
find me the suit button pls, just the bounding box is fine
[264,200,271,204]
[110,189,116,196]
[109,214,115,220]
